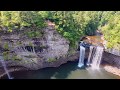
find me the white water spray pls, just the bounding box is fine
[91,46,104,69]
[87,46,94,66]
[0,56,12,79]
[78,45,85,68]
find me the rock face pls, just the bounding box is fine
[102,52,120,69]
[105,48,120,57]
[0,26,70,70]
[1,25,120,71]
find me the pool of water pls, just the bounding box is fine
[2,61,120,79]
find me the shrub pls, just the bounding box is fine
[47,58,57,62]
[12,55,22,61]
[3,42,9,50]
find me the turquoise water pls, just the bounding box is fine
[2,61,120,79]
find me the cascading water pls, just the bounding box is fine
[78,40,104,69]
[87,46,94,66]
[78,45,85,68]
[0,56,12,79]
[91,46,104,69]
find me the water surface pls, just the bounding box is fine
[2,61,120,79]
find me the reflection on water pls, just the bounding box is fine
[2,61,120,79]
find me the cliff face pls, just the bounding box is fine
[0,25,120,70]
[105,48,120,57]
[102,52,120,69]
[0,26,70,70]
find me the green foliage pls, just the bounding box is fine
[101,14,120,50]
[4,42,9,50]
[46,11,82,48]
[0,11,120,50]
[3,51,22,61]
[3,51,10,60]
[26,31,42,38]
[29,42,33,46]
[0,11,101,48]
[12,55,22,61]
[47,58,57,62]
[49,11,120,50]
[40,45,47,48]
[0,11,47,32]
[24,55,36,58]
[16,41,22,45]
[46,11,103,48]
[67,47,77,57]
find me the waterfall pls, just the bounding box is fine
[91,46,104,69]
[78,41,104,69]
[87,46,94,66]
[78,45,85,68]
[0,56,12,79]
[32,45,35,53]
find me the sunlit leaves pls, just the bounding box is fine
[101,13,120,50]
[0,11,46,32]
[0,11,120,50]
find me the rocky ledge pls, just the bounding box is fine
[104,65,120,77]
[0,66,28,79]
[102,52,120,69]
[0,25,71,70]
